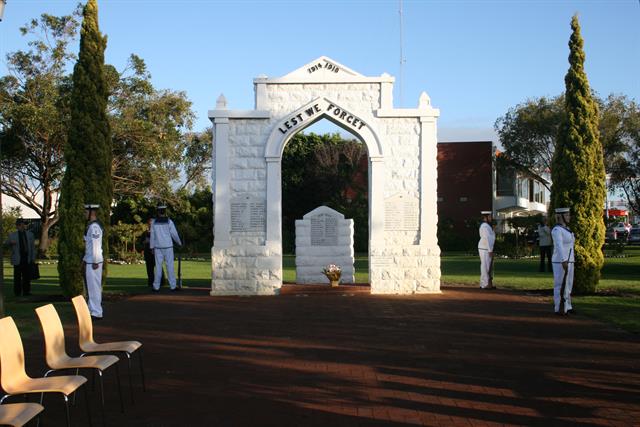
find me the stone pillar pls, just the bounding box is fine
[212,96,231,248]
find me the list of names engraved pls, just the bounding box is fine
[230,196,265,232]
[384,194,419,231]
[310,213,338,246]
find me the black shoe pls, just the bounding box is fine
[170,287,180,292]
[567,309,576,315]
[91,315,103,321]
[555,311,567,316]
[151,288,159,293]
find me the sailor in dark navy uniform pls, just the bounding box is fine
[84,204,104,319]
[150,205,182,292]
[551,207,575,315]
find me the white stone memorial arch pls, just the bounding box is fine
[209,56,441,295]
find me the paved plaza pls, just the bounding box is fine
[22,285,640,426]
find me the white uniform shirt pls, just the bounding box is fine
[150,218,182,249]
[538,225,552,246]
[551,225,575,263]
[83,222,104,263]
[478,222,495,251]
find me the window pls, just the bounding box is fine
[497,169,515,196]
[533,181,545,204]
[518,178,529,199]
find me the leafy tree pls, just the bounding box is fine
[58,0,111,296]
[551,15,606,294]
[181,128,212,191]
[1,6,197,256]
[0,8,81,256]
[495,96,564,188]
[495,94,638,195]
[603,96,640,213]
[107,55,195,200]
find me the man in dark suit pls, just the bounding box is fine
[4,218,36,296]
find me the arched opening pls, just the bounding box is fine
[280,119,369,285]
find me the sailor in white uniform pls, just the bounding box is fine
[84,204,104,319]
[150,205,182,292]
[478,210,496,289]
[551,207,575,315]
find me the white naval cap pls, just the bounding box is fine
[84,204,100,209]
[480,211,492,215]
[555,207,570,213]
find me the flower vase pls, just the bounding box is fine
[325,273,341,287]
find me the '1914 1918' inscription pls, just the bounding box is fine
[307,60,340,74]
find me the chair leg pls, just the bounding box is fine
[115,363,124,413]
[84,385,93,427]
[36,393,45,427]
[138,348,146,392]
[125,352,134,404]
[98,370,106,427]
[63,394,71,427]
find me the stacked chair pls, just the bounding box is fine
[0,296,146,426]
[71,296,145,403]
[35,304,124,424]
[0,403,44,427]
[0,316,91,427]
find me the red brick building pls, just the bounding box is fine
[437,141,493,242]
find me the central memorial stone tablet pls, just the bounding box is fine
[295,206,355,284]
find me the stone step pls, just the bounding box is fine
[280,283,371,295]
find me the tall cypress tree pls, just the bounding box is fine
[551,15,606,294]
[58,0,112,296]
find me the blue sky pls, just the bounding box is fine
[1,0,638,143]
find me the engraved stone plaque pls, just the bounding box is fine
[230,195,266,232]
[310,213,338,246]
[384,194,420,231]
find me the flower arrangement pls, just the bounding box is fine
[323,264,342,286]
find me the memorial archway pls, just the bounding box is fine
[209,56,441,295]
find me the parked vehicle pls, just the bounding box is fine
[628,227,640,245]
[611,222,631,240]
[605,227,617,242]
[612,222,631,234]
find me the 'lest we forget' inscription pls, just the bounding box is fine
[278,103,366,136]
[310,213,338,246]
[230,196,266,232]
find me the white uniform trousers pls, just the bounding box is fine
[478,249,492,288]
[154,247,176,290]
[552,262,574,313]
[86,263,103,318]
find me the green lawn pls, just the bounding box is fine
[3,246,639,335]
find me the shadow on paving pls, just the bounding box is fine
[14,285,640,426]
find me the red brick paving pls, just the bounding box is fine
[12,285,640,426]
